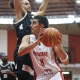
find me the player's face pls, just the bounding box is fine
[1,55,8,62]
[30,19,41,35]
[22,0,31,13]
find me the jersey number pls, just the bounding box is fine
[40,59,45,66]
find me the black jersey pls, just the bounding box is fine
[13,12,33,74]
[13,12,32,45]
[0,63,16,80]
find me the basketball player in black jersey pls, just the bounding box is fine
[0,54,17,80]
[9,0,49,80]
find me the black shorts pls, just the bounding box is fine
[17,73,34,80]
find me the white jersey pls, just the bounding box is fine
[29,35,63,80]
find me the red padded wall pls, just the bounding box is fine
[69,35,80,63]
[7,30,17,61]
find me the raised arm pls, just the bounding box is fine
[18,35,40,57]
[34,0,49,16]
[14,0,22,15]
[14,0,26,22]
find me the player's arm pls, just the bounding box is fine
[6,70,17,78]
[54,34,69,65]
[34,0,49,16]
[14,0,26,22]
[18,35,40,57]
[54,46,69,65]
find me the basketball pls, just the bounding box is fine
[41,27,60,47]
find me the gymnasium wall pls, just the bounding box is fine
[64,74,72,80]
[8,30,17,61]
[0,30,7,55]
[69,35,80,63]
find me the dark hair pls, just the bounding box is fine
[9,0,14,9]
[34,15,48,28]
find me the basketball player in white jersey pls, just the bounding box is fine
[18,15,69,80]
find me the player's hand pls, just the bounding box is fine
[22,65,34,75]
[54,34,63,52]
[6,70,17,77]
[6,70,12,74]
[38,28,45,42]
[57,34,63,48]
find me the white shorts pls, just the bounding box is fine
[36,72,64,80]
[49,72,64,80]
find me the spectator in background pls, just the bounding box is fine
[0,54,17,80]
